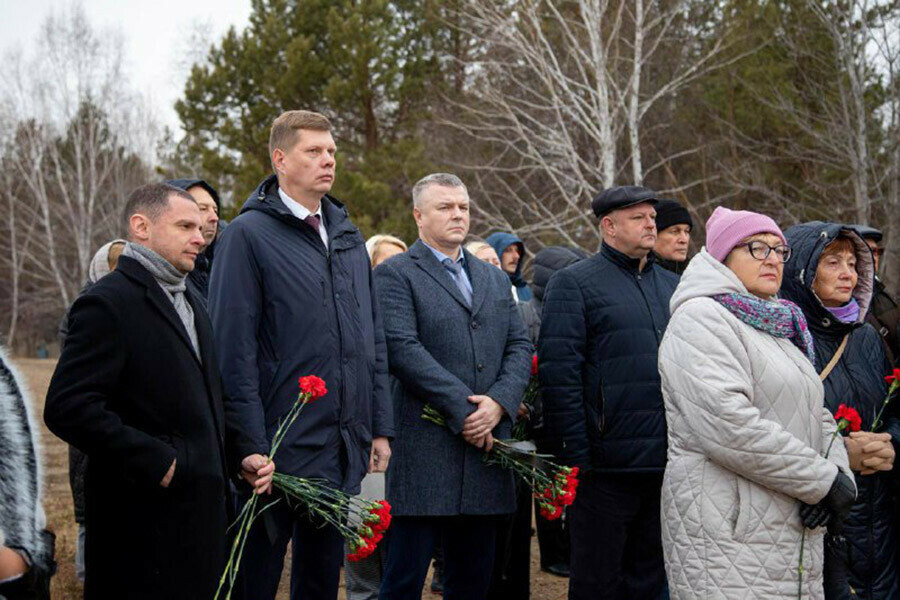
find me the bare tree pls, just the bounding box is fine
[441,0,752,250]
[0,5,156,347]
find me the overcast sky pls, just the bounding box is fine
[0,0,252,132]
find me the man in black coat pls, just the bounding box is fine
[209,110,393,600]
[539,186,678,600]
[45,183,271,599]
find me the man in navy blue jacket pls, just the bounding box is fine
[209,110,394,600]
[539,186,678,600]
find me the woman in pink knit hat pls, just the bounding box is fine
[657,207,855,599]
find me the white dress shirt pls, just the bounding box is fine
[278,187,329,249]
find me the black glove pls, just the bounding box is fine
[822,471,856,534]
[799,502,830,529]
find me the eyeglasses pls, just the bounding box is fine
[736,241,792,262]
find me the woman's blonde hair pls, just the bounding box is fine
[366,234,408,266]
[465,241,491,255]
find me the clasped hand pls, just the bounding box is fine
[462,395,504,452]
[845,431,895,475]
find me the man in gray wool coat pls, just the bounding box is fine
[373,173,532,600]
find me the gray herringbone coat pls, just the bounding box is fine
[374,240,532,516]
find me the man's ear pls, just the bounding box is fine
[413,206,422,227]
[272,148,286,175]
[600,215,615,238]
[129,213,151,242]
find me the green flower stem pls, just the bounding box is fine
[871,381,898,432]
[214,392,312,600]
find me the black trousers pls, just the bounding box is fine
[236,494,344,600]
[568,472,667,600]
[379,515,499,600]
[488,483,532,600]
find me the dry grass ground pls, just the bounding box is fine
[17,357,567,600]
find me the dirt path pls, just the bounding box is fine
[17,358,567,600]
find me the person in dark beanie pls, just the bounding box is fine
[539,185,678,599]
[849,225,899,367]
[165,179,221,304]
[486,232,533,301]
[652,199,693,274]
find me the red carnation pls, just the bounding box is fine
[531,355,539,377]
[298,375,328,401]
[366,500,392,534]
[886,369,900,384]
[834,403,862,433]
[539,502,563,520]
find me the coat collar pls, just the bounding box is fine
[117,256,204,370]
[601,242,655,274]
[242,174,364,252]
[409,239,489,314]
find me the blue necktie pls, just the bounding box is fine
[442,258,472,307]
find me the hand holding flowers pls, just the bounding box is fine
[215,376,392,600]
[422,403,579,521]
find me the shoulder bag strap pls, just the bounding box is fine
[819,334,850,382]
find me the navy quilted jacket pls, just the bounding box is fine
[537,243,679,472]
[783,222,900,600]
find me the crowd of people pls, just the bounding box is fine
[0,108,898,600]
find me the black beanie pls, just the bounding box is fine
[655,199,693,232]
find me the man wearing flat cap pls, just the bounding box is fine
[538,185,678,599]
[652,199,693,275]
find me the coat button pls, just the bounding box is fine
[471,320,479,329]
[343,357,349,365]
[477,363,485,371]
[335,292,341,300]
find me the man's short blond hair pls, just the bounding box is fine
[269,110,332,164]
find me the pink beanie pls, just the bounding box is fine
[705,206,786,262]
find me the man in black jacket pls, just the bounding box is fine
[209,110,394,600]
[651,198,693,275]
[539,186,678,600]
[45,183,271,599]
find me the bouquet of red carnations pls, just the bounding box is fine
[422,403,578,520]
[215,376,391,599]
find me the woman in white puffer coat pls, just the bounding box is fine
[659,207,855,599]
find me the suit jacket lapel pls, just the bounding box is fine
[410,240,472,312]
[466,249,490,316]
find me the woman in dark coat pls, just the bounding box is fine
[782,222,900,600]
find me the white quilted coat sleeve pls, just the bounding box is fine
[661,299,838,505]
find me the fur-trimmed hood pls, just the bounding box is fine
[0,345,46,566]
